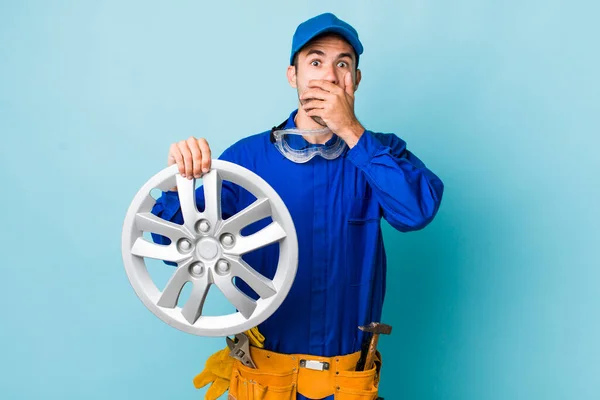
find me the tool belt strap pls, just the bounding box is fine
[229,346,382,400]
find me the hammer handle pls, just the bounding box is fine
[364,334,379,371]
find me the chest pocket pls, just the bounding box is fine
[345,196,381,286]
[347,196,380,224]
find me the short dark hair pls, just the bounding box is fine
[292,32,358,70]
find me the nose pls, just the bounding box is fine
[323,63,338,85]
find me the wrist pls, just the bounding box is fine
[338,121,365,148]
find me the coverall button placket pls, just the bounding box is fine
[309,156,328,355]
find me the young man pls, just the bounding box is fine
[152,12,444,400]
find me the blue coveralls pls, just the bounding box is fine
[151,109,444,399]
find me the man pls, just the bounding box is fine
[151,12,443,400]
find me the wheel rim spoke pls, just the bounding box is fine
[202,170,222,226]
[135,212,187,240]
[227,222,287,256]
[175,174,199,231]
[157,259,194,308]
[214,278,257,319]
[218,197,272,235]
[226,256,276,299]
[181,274,212,325]
[131,238,191,263]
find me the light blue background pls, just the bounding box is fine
[1,1,598,399]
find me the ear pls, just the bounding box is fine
[354,69,362,91]
[287,65,297,89]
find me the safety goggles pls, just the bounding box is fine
[272,127,347,163]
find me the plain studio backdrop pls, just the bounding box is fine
[1,1,598,399]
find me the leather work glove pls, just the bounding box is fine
[245,326,265,348]
[193,327,265,400]
[193,347,233,400]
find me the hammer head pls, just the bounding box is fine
[359,322,392,335]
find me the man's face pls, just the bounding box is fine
[287,35,361,126]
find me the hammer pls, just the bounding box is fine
[357,322,392,371]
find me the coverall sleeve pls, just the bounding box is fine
[346,130,444,232]
[149,146,240,265]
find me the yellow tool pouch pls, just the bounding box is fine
[228,346,382,400]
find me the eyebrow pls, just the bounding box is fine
[306,49,326,57]
[305,49,355,62]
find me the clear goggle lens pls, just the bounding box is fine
[273,127,347,163]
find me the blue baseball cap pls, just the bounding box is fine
[290,13,363,66]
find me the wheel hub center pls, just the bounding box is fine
[196,238,219,260]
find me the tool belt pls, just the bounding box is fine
[229,346,382,400]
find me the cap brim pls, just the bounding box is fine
[290,26,363,65]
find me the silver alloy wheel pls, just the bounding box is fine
[121,161,298,336]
